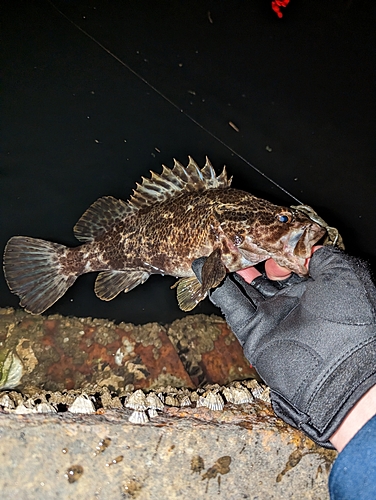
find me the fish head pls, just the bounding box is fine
[227,203,326,276]
[272,207,326,275]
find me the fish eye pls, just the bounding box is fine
[277,213,291,223]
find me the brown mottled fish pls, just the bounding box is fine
[3,157,327,314]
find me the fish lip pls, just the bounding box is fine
[278,222,325,276]
[292,223,326,258]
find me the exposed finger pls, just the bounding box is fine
[304,245,323,269]
[236,266,262,284]
[265,259,292,281]
[265,245,324,280]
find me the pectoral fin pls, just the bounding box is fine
[201,247,227,291]
[95,270,150,301]
[172,248,227,312]
[171,276,207,312]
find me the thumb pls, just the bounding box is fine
[265,245,324,280]
[265,259,292,281]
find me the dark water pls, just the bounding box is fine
[1,0,375,324]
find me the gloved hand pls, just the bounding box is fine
[192,246,376,448]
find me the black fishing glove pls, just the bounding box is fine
[192,246,376,448]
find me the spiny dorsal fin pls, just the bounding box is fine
[74,196,133,242]
[128,157,232,210]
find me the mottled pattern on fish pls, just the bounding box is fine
[3,157,326,314]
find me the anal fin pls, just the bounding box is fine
[94,270,150,301]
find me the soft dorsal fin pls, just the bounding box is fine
[74,196,133,242]
[128,157,232,210]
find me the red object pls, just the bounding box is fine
[271,0,290,18]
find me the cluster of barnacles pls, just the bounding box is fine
[125,390,164,423]
[0,379,270,422]
[122,380,271,424]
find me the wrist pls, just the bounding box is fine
[329,384,376,452]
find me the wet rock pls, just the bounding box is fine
[0,308,194,391]
[0,308,256,392]
[167,314,257,386]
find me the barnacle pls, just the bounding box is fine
[259,387,271,403]
[68,394,96,414]
[0,393,15,410]
[125,389,147,411]
[128,409,149,424]
[145,392,164,411]
[157,392,165,403]
[222,386,236,404]
[232,386,253,404]
[203,391,224,411]
[179,395,192,407]
[14,403,35,414]
[0,349,23,390]
[246,379,265,399]
[145,392,163,418]
[165,394,180,407]
[196,395,208,408]
[35,402,57,413]
[222,385,253,404]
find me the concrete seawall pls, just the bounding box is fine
[0,308,336,498]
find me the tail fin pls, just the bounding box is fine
[3,236,77,314]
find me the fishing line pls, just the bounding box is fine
[47,0,303,205]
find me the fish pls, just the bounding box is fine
[3,157,326,315]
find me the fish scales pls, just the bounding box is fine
[3,157,328,314]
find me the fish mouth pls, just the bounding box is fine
[281,222,326,276]
[293,223,326,257]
